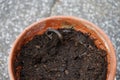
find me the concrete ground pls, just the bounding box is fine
[0,0,120,79]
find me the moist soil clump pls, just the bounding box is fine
[14,28,107,80]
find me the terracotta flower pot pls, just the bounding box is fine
[8,16,116,80]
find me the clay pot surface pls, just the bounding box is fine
[8,16,116,80]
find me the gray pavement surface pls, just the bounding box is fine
[0,0,120,79]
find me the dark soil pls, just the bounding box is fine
[14,28,107,80]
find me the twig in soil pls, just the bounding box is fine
[46,28,63,42]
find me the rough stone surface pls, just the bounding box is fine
[0,0,119,79]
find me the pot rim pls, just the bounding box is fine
[8,16,116,80]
